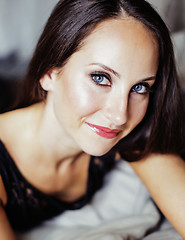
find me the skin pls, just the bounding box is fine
[0,18,185,238]
[40,18,158,157]
[131,154,185,239]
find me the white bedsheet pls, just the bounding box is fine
[17,160,183,240]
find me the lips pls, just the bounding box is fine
[85,122,122,139]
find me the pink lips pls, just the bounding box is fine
[85,122,122,139]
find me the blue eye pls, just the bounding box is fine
[93,75,105,83]
[131,83,152,94]
[90,72,111,87]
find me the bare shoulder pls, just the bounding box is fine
[130,153,184,171]
[128,153,185,196]
[0,103,42,143]
[129,154,185,238]
[0,109,24,142]
[0,176,7,206]
[0,112,19,206]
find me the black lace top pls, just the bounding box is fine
[0,140,116,232]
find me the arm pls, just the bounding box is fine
[0,204,16,240]
[130,154,185,239]
[0,177,16,240]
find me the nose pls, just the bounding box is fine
[103,90,129,126]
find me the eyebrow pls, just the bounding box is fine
[140,76,156,82]
[89,63,121,78]
[89,62,156,82]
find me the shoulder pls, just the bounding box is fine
[0,108,33,169]
[130,153,184,171]
[0,105,37,144]
[129,153,185,238]
[0,113,15,206]
[0,107,37,206]
[0,176,7,206]
[0,109,20,132]
[129,153,185,196]
[129,153,185,178]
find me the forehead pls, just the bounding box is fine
[62,18,159,82]
[79,18,157,70]
[81,18,158,53]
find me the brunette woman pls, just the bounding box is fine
[0,0,185,239]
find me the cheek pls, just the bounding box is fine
[129,95,149,124]
[65,82,102,118]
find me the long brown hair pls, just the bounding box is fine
[16,0,185,161]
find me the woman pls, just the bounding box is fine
[0,0,185,239]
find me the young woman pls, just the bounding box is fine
[0,0,185,239]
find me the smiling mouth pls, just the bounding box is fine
[85,122,122,139]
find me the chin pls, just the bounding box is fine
[75,131,120,156]
[81,143,115,157]
[87,149,111,157]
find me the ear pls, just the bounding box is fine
[40,68,58,92]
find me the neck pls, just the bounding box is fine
[30,101,83,165]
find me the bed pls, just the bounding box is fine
[17,160,183,240]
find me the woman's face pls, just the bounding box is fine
[44,18,159,156]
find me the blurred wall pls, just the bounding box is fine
[148,0,185,31]
[0,0,59,78]
[0,0,58,59]
[148,0,185,90]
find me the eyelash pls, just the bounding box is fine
[89,71,153,94]
[131,82,153,94]
[89,71,112,87]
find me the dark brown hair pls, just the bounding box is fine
[17,0,185,161]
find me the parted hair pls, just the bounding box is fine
[17,0,185,161]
